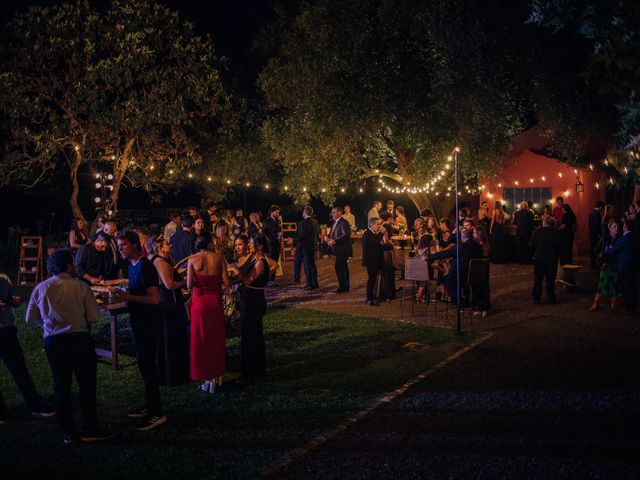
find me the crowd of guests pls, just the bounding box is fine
[0,204,278,443]
[1,196,638,444]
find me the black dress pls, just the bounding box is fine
[239,257,269,382]
[151,255,190,386]
[490,214,508,264]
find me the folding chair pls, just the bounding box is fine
[401,255,430,319]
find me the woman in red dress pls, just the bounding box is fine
[186,236,230,393]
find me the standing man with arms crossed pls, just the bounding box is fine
[529,216,563,304]
[328,206,352,293]
[262,205,282,287]
[295,206,320,290]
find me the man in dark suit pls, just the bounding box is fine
[294,206,320,290]
[528,216,563,304]
[588,201,604,269]
[262,205,282,285]
[514,201,534,264]
[605,219,636,313]
[327,206,352,293]
[170,217,195,268]
[362,217,396,305]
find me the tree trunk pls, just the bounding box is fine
[69,152,84,219]
[406,191,456,220]
[105,139,134,217]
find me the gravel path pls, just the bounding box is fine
[264,246,640,479]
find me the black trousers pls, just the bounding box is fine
[533,259,557,302]
[130,313,163,416]
[0,325,46,415]
[365,262,395,301]
[293,245,304,282]
[619,270,637,313]
[516,234,532,264]
[43,333,98,435]
[334,254,350,291]
[240,287,266,381]
[303,249,319,288]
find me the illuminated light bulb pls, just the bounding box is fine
[624,166,629,174]
[609,177,614,184]
[265,184,270,189]
[488,193,494,198]
[150,165,155,171]
[284,186,289,191]
[447,155,453,161]
[321,188,326,192]
[446,192,450,197]
[303,187,307,192]
[111,155,116,160]
[573,169,578,174]
[340,188,345,193]
[188,173,193,178]
[107,185,113,191]
[497,183,502,188]
[169,169,174,175]
[595,182,600,189]
[245,182,250,187]
[458,192,461,196]
[358,188,363,193]
[377,188,382,192]
[454,147,460,153]
[207,176,212,182]
[558,172,563,178]
[94,197,101,203]
[564,190,570,197]
[604,159,609,165]
[589,164,594,170]
[95,183,102,188]
[95,173,101,179]
[440,171,445,176]
[541,176,546,181]
[74,145,80,151]
[107,210,113,216]
[374,169,379,173]
[514,180,519,186]
[226,179,231,184]
[107,174,113,180]
[529,178,534,183]
[445,164,450,170]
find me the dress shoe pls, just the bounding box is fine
[365,300,378,306]
[334,288,348,293]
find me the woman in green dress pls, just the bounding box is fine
[590,219,622,311]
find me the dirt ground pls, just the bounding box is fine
[266,243,640,479]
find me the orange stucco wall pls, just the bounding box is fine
[479,149,607,254]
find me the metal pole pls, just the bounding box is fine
[454,147,461,335]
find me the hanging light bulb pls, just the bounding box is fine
[94,196,101,203]
[284,186,289,191]
[95,173,101,179]
[95,183,102,189]
[188,173,193,178]
[265,184,270,189]
[168,170,174,175]
[107,174,114,180]
[207,176,212,182]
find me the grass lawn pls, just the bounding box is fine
[1,298,477,479]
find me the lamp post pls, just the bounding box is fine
[453,146,461,335]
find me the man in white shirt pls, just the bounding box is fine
[342,204,356,232]
[367,201,382,220]
[26,249,111,444]
[163,212,181,244]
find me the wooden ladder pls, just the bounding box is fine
[17,236,44,286]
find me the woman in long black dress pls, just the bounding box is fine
[147,237,189,386]
[229,234,270,384]
[490,201,508,264]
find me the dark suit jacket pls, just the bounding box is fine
[605,232,633,273]
[262,217,281,253]
[514,209,534,236]
[528,227,562,263]
[588,209,602,240]
[295,217,319,251]
[329,217,352,257]
[361,229,384,267]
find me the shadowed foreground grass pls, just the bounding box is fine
[0,304,476,479]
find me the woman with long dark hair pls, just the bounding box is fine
[68,217,88,252]
[187,235,230,394]
[147,237,189,386]
[490,201,508,264]
[228,234,270,384]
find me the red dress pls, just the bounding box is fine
[190,274,226,380]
